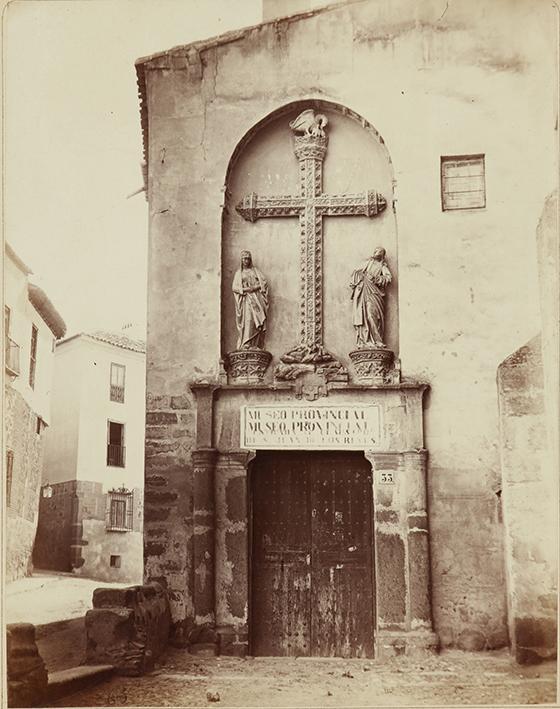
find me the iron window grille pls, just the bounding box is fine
[107,487,133,531]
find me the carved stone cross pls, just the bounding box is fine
[236,109,387,370]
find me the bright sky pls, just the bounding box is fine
[4,0,262,337]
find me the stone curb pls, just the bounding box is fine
[47,665,115,704]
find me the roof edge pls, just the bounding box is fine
[28,283,67,339]
[57,331,146,354]
[5,242,33,275]
[134,0,368,168]
[134,0,365,69]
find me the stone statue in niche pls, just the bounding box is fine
[349,246,399,384]
[233,250,268,350]
[350,246,392,348]
[227,250,272,383]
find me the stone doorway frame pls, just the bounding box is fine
[190,384,438,658]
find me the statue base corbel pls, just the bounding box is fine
[226,349,272,384]
[274,343,348,400]
[349,347,400,384]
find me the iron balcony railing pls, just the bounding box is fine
[110,384,125,403]
[107,444,126,468]
[5,337,20,376]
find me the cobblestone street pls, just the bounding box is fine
[52,648,556,707]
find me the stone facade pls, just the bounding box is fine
[136,0,557,655]
[33,480,143,583]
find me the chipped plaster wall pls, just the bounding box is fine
[141,0,557,646]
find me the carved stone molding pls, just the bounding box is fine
[235,107,387,377]
[226,349,272,384]
[349,347,396,384]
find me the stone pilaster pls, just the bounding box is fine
[366,449,438,658]
[403,450,433,631]
[215,450,254,657]
[191,447,218,650]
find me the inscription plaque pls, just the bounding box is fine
[240,404,382,450]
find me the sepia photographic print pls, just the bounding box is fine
[2,0,559,707]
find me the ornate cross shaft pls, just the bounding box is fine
[236,110,387,366]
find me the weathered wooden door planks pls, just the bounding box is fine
[251,451,374,657]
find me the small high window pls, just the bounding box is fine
[107,488,133,531]
[107,421,126,467]
[441,154,486,211]
[29,325,38,389]
[110,555,122,567]
[110,363,126,403]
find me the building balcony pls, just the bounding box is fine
[110,384,125,403]
[107,444,126,467]
[5,337,20,377]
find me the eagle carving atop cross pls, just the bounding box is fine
[236,108,387,382]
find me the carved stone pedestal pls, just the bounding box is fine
[349,347,396,384]
[227,350,271,384]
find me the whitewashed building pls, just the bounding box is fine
[34,331,146,583]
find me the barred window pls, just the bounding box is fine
[441,154,486,211]
[107,488,133,531]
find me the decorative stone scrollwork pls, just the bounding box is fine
[349,348,395,384]
[227,349,272,384]
[293,134,328,161]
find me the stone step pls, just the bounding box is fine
[47,664,115,703]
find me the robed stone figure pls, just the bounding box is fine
[232,250,269,350]
[350,246,392,348]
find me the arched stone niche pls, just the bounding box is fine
[221,100,398,381]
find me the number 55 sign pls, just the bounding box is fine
[378,470,395,485]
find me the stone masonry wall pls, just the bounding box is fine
[5,386,45,582]
[140,0,557,647]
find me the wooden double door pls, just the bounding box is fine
[251,451,375,657]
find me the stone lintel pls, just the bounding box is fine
[215,380,429,392]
